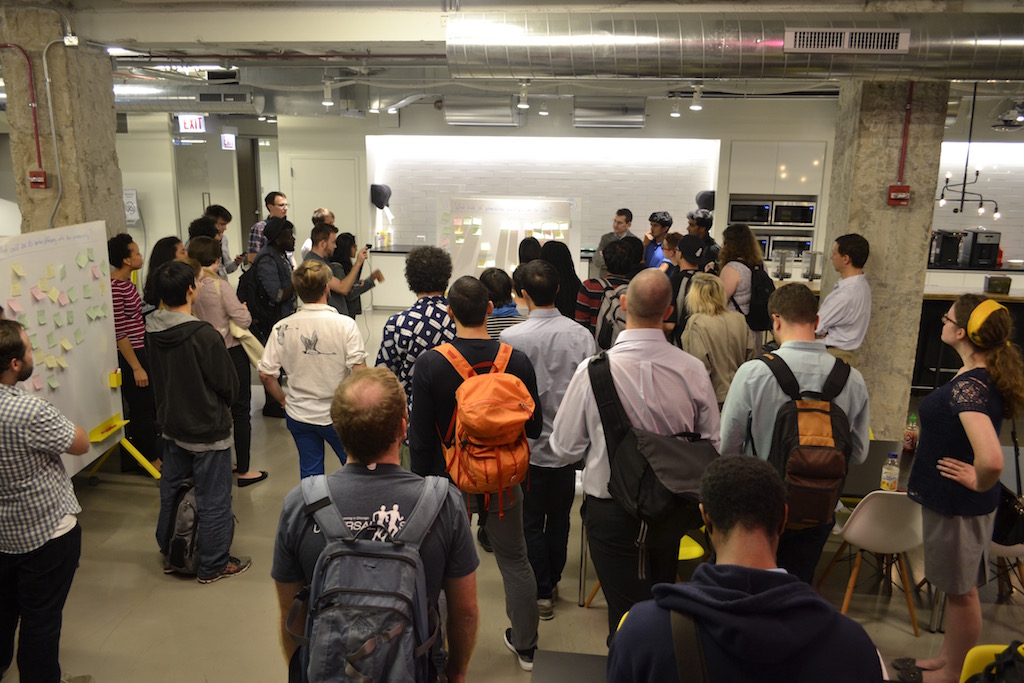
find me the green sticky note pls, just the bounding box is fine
[58,264,67,281]
[65,311,73,326]
[100,262,108,275]
[46,332,56,348]
[82,285,92,299]
[37,310,47,326]
[74,329,84,345]
[47,375,59,390]
[75,251,88,268]
[53,313,63,327]
[17,314,28,327]
[28,334,38,349]
[87,247,94,261]
[66,287,77,303]
[100,303,109,317]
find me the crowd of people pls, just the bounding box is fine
[2,194,1022,683]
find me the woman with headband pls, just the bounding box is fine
[896,295,1024,683]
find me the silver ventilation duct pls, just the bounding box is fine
[114,86,265,114]
[447,13,1024,81]
[573,97,646,128]
[443,96,522,126]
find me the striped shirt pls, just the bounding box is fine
[575,276,628,335]
[111,276,145,349]
[0,384,80,554]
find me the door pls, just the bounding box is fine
[289,157,360,241]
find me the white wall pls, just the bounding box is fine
[115,114,178,258]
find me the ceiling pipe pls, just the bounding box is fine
[447,12,1024,81]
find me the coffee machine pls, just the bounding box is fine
[960,230,1001,268]
[929,230,965,267]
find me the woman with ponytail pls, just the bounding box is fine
[897,294,1024,683]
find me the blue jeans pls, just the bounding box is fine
[523,464,576,599]
[156,441,234,580]
[0,523,81,683]
[286,415,347,478]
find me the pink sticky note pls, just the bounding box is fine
[30,286,45,301]
[6,299,22,313]
[32,375,43,391]
[57,292,70,307]
[91,265,101,279]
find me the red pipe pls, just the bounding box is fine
[0,43,44,169]
[897,81,914,184]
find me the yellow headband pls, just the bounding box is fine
[967,298,1007,347]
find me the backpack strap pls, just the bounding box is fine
[393,476,449,549]
[756,353,802,402]
[435,343,476,380]
[671,610,710,683]
[587,352,632,459]
[300,474,350,541]
[819,358,852,402]
[490,343,513,374]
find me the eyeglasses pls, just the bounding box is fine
[941,314,958,327]
[274,202,289,208]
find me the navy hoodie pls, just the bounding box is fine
[607,563,884,682]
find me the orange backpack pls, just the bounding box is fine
[436,343,535,497]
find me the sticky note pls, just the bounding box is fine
[65,311,73,325]
[30,286,45,301]
[82,285,92,299]
[45,265,55,279]
[100,303,109,317]
[32,375,42,391]
[46,332,56,348]
[56,356,68,369]
[57,292,69,307]
[91,266,101,280]
[12,263,25,277]
[53,313,63,327]
[87,247,94,261]
[6,299,21,313]
[98,281,106,294]
[74,329,84,345]
[47,288,59,303]
[76,251,88,268]
[36,310,46,326]
[60,338,72,351]
[10,281,21,297]
[38,278,48,291]
[28,334,38,349]
[44,355,56,368]
[453,217,463,226]
[16,314,28,328]
[86,307,98,320]
[101,263,108,275]
[66,287,77,303]
[58,264,66,281]
[47,375,59,390]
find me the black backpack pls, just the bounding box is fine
[236,254,279,338]
[165,479,199,575]
[732,263,775,331]
[757,353,853,530]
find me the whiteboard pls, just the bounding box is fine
[0,222,123,476]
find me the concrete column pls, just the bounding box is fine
[0,6,125,235]
[824,80,949,440]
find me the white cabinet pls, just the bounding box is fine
[730,141,826,195]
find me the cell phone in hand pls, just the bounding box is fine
[365,244,373,250]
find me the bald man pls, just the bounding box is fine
[549,268,720,641]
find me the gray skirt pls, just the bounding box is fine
[922,506,997,595]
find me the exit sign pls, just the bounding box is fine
[178,115,206,133]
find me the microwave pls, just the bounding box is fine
[767,236,813,260]
[772,201,816,227]
[728,200,772,226]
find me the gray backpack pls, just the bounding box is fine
[595,279,629,350]
[166,479,199,575]
[288,475,449,683]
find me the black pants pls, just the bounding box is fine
[118,346,160,464]
[777,519,835,584]
[523,464,576,599]
[228,345,253,472]
[0,524,82,683]
[583,496,701,640]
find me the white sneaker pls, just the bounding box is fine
[503,628,535,672]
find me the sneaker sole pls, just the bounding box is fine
[197,562,251,584]
[503,630,534,672]
[539,611,554,621]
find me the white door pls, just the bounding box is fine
[289,157,360,241]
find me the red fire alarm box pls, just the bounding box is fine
[28,170,48,189]
[888,184,910,206]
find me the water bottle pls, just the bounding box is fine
[880,452,900,491]
[903,414,919,453]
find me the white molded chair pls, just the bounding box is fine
[815,490,923,636]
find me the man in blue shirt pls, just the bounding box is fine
[643,211,672,269]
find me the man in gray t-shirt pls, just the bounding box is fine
[272,368,479,683]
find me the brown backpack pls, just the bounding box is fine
[436,343,534,498]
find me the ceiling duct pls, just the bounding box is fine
[114,86,264,114]
[572,97,646,129]
[446,12,1024,81]
[443,96,521,126]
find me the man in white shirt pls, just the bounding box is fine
[259,259,367,478]
[593,208,635,277]
[549,268,720,641]
[500,260,596,621]
[815,233,871,364]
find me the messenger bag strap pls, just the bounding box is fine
[587,352,632,458]
[756,353,802,401]
[671,610,710,683]
[819,358,852,402]
[1013,420,1021,498]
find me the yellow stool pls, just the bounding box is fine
[959,643,1024,682]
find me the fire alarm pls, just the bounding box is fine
[28,170,48,189]
[888,184,910,206]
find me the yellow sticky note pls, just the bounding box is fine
[10,281,21,297]
[56,356,68,369]
[60,337,72,351]
[12,263,25,277]
[44,354,57,368]
[38,278,48,291]
[47,288,59,303]
[45,264,55,279]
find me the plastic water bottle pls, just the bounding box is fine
[880,452,900,491]
[903,414,919,453]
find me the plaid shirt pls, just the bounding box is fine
[0,384,79,554]
[247,219,267,254]
[375,295,455,414]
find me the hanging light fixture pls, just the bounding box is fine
[670,100,681,118]
[689,86,703,111]
[321,81,334,107]
[936,83,1001,220]
[538,102,549,116]
[517,81,530,110]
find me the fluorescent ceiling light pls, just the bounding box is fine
[113,84,162,96]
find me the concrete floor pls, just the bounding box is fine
[6,306,1024,682]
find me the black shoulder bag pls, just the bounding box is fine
[993,421,1024,546]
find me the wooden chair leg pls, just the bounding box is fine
[815,541,848,591]
[896,553,920,637]
[1015,560,1024,593]
[841,551,863,615]
[997,557,1011,600]
[584,579,602,608]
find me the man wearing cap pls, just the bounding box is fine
[665,234,705,347]
[815,234,872,364]
[593,209,636,278]
[686,209,720,273]
[643,212,673,269]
